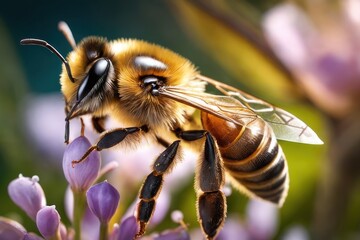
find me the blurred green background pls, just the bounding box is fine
[2,0,355,239]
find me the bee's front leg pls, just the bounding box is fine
[72,125,149,166]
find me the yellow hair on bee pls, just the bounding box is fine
[60,37,204,130]
[109,39,203,129]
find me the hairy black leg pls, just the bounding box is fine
[174,128,206,141]
[197,134,226,239]
[72,125,148,166]
[91,115,107,133]
[177,130,226,240]
[136,140,181,237]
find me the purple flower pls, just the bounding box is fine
[112,216,138,240]
[7,175,46,220]
[36,205,61,239]
[0,217,27,239]
[216,215,248,240]
[262,1,360,117]
[86,181,120,223]
[215,200,278,240]
[245,200,278,240]
[63,136,100,192]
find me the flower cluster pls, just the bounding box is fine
[262,0,360,117]
[262,1,360,239]
[0,131,189,240]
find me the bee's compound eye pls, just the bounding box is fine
[77,58,110,101]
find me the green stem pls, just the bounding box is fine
[99,222,108,240]
[73,191,87,240]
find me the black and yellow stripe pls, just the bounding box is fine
[202,111,289,206]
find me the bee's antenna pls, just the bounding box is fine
[20,38,75,83]
[58,21,76,50]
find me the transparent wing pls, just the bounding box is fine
[159,86,259,128]
[197,75,323,144]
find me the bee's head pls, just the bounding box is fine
[61,37,116,121]
[21,22,116,143]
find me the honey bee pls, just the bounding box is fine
[21,22,322,239]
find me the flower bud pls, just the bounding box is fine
[63,136,100,192]
[8,175,46,220]
[36,205,61,239]
[86,181,120,223]
[0,216,27,239]
[171,210,184,224]
[116,216,138,240]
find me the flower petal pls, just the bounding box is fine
[23,232,44,240]
[63,136,100,192]
[8,175,46,220]
[263,2,360,116]
[86,181,120,223]
[262,3,316,70]
[36,205,61,239]
[0,217,27,239]
[117,216,138,240]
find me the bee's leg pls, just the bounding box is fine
[136,140,181,237]
[72,125,148,165]
[177,130,226,240]
[155,136,171,148]
[91,115,107,133]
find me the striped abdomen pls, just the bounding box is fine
[201,111,289,206]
